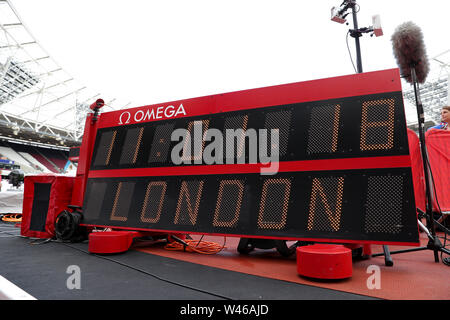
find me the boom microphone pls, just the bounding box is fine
[391,21,429,84]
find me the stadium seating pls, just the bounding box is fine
[0,146,35,173]
[40,148,69,172]
[19,152,52,173]
[0,140,69,174]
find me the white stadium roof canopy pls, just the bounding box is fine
[0,0,131,147]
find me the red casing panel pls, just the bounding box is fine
[71,114,99,207]
[75,68,419,246]
[97,68,403,129]
[21,174,74,238]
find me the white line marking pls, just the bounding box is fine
[0,275,36,300]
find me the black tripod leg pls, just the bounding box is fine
[434,251,440,262]
[383,245,394,267]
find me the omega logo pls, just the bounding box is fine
[119,104,186,125]
[118,111,131,125]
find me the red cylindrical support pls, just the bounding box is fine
[297,244,352,279]
[363,244,372,256]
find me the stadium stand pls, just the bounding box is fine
[8,142,57,173]
[18,152,51,173]
[28,150,59,173]
[0,139,69,174]
[0,146,35,173]
[41,148,69,172]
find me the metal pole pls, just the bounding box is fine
[349,1,393,265]
[411,67,440,262]
[350,1,363,73]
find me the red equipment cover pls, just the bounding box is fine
[21,174,74,238]
[425,129,450,212]
[407,129,426,213]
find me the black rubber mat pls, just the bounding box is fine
[0,223,376,300]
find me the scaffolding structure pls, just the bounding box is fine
[404,50,450,127]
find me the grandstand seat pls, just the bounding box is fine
[0,140,69,174]
[0,146,35,173]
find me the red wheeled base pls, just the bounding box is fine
[296,244,352,279]
[88,231,140,254]
[88,231,186,254]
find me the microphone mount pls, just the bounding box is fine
[331,0,382,73]
[349,27,376,38]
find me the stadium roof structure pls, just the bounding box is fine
[0,0,132,148]
[403,49,450,127]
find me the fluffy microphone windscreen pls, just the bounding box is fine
[391,21,430,84]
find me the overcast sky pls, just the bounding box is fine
[9,0,450,118]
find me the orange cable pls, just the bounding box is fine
[164,237,226,255]
[1,214,22,222]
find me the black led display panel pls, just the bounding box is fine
[83,168,417,243]
[89,93,409,170]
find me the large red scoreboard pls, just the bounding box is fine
[79,69,420,246]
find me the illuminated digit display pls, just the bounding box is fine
[360,99,395,151]
[120,127,144,164]
[110,182,135,222]
[93,130,116,166]
[174,180,204,226]
[257,178,291,230]
[140,181,167,223]
[212,180,245,228]
[307,177,345,232]
[82,69,419,245]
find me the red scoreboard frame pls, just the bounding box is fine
[74,68,420,246]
